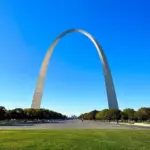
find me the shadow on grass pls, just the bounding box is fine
[0,121,67,127]
[0,123,34,126]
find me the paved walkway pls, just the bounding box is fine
[0,120,150,130]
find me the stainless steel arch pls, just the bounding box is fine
[31,29,119,109]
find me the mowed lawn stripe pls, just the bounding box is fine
[0,130,150,150]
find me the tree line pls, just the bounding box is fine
[1,106,150,122]
[79,107,150,122]
[0,106,67,121]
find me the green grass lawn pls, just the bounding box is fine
[0,130,150,150]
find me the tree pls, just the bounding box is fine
[121,111,128,121]
[10,108,25,120]
[24,108,36,120]
[135,107,150,121]
[0,106,6,120]
[78,114,84,119]
[107,109,121,122]
[80,110,99,120]
[123,108,135,121]
[83,113,89,120]
[87,110,98,120]
[95,109,109,120]
[0,106,67,121]
[5,110,12,120]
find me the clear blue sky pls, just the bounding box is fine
[0,0,150,116]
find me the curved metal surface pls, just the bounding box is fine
[31,29,119,109]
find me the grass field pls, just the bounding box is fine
[0,130,150,150]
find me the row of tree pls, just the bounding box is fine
[79,107,150,122]
[1,106,150,122]
[0,106,67,121]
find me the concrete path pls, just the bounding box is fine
[120,122,150,127]
[0,120,150,130]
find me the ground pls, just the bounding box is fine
[0,120,150,150]
[0,120,150,130]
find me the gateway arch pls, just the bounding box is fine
[31,29,119,109]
